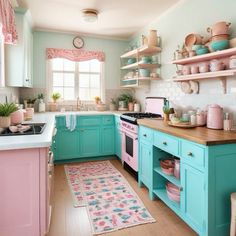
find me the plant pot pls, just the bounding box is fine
[50,102,58,112]
[0,116,11,128]
[128,102,134,111]
[109,103,116,111]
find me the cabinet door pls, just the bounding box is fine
[79,127,100,157]
[181,163,205,233]
[139,141,152,189]
[101,126,115,155]
[54,129,78,160]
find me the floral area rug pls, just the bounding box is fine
[64,161,156,235]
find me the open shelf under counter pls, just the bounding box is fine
[120,45,161,58]
[153,189,180,211]
[154,167,181,188]
[173,68,236,82]
[172,47,236,65]
[121,62,160,70]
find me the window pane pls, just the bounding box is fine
[79,88,90,100]
[64,73,74,86]
[79,61,89,72]
[79,74,89,87]
[90,59,100,72]
[52,58,63,71]
[90,89,100,99]
[64,59,75,71]
[90,74,100,88]
[53,73,63,86]
[53,87,63,99]
[64,88,74,100]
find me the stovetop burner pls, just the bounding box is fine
[120,112,162,124]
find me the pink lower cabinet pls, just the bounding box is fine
[0,147,52,236]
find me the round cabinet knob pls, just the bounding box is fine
[143,134,147,137]
[187,152,193,156]
[163,141,167,145]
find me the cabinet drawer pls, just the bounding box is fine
[102,116,114,125]
[139,126,153,143]
[55,116,66,128]
[154,132,179,156]
[78,116,101,126]
[181,141,205,170]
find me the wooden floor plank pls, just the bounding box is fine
[47,159,196,236]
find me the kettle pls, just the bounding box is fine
[207,104,223,129]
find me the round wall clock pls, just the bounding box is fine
[73,36,84,49]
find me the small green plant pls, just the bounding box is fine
[0,103,17,117]
[52,92,61,102]
[27,98,37,104]
[37,93,44,99]
[118,93,134,104]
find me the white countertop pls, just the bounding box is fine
[0,111,124,151]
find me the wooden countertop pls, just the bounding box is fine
[137,119,236,146]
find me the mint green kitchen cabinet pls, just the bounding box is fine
[54,115,116,161]
[5,10,33,87]
[114,116,121,159]
[79,127,100,157]
[101,126,115,155]
[138,121,236,236]
[54,129,78,160]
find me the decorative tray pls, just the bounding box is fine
[167,121,198,128]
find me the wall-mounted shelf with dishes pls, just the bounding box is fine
[120,45,161,88]
[172,47,236,94]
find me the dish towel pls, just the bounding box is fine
[65,114,76,131]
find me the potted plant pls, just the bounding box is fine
[0,103,17,128]
[38,93,45,112]
[117,93,134,111]
[50,92,61,111]
[24,98,37,109]
[109,98,116,111]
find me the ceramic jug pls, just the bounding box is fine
[148,30,158,47]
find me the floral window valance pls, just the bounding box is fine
[46,48,105,62]
[0,0,18,44]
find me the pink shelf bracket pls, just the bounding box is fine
[219,77,227,94]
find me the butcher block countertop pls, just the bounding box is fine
[137,119,236,146]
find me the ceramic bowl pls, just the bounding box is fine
[139,69,150,77]
[192,44,202,51]
[141,56,152,64]
[210,40,229,51]
[127,58,136,65]
[196,47,209,55]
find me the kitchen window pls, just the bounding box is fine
[48,58,102,101]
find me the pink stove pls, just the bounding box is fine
[120,97,166,178]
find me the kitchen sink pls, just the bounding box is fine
[0,123,46,136]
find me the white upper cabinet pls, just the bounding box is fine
[5,10,33,87]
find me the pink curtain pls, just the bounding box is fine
[46,48,105,62]
[0,0,18,44]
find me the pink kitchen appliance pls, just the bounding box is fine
[207,104,224,129]
[120,97,166,179]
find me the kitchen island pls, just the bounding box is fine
[137,118,236,236]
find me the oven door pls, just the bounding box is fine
[121,130,138,172]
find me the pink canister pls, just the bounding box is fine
[10,110,24,125]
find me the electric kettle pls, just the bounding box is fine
[207,104,223,129]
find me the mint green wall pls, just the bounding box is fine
[129,0,236,117]
[33,31,128,89]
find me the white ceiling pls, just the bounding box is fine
[18,0,180,40]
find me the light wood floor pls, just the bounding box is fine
[48,159,197,236]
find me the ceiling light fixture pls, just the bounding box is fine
[82,9,98,23]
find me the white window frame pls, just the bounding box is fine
[46,59,105,103]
